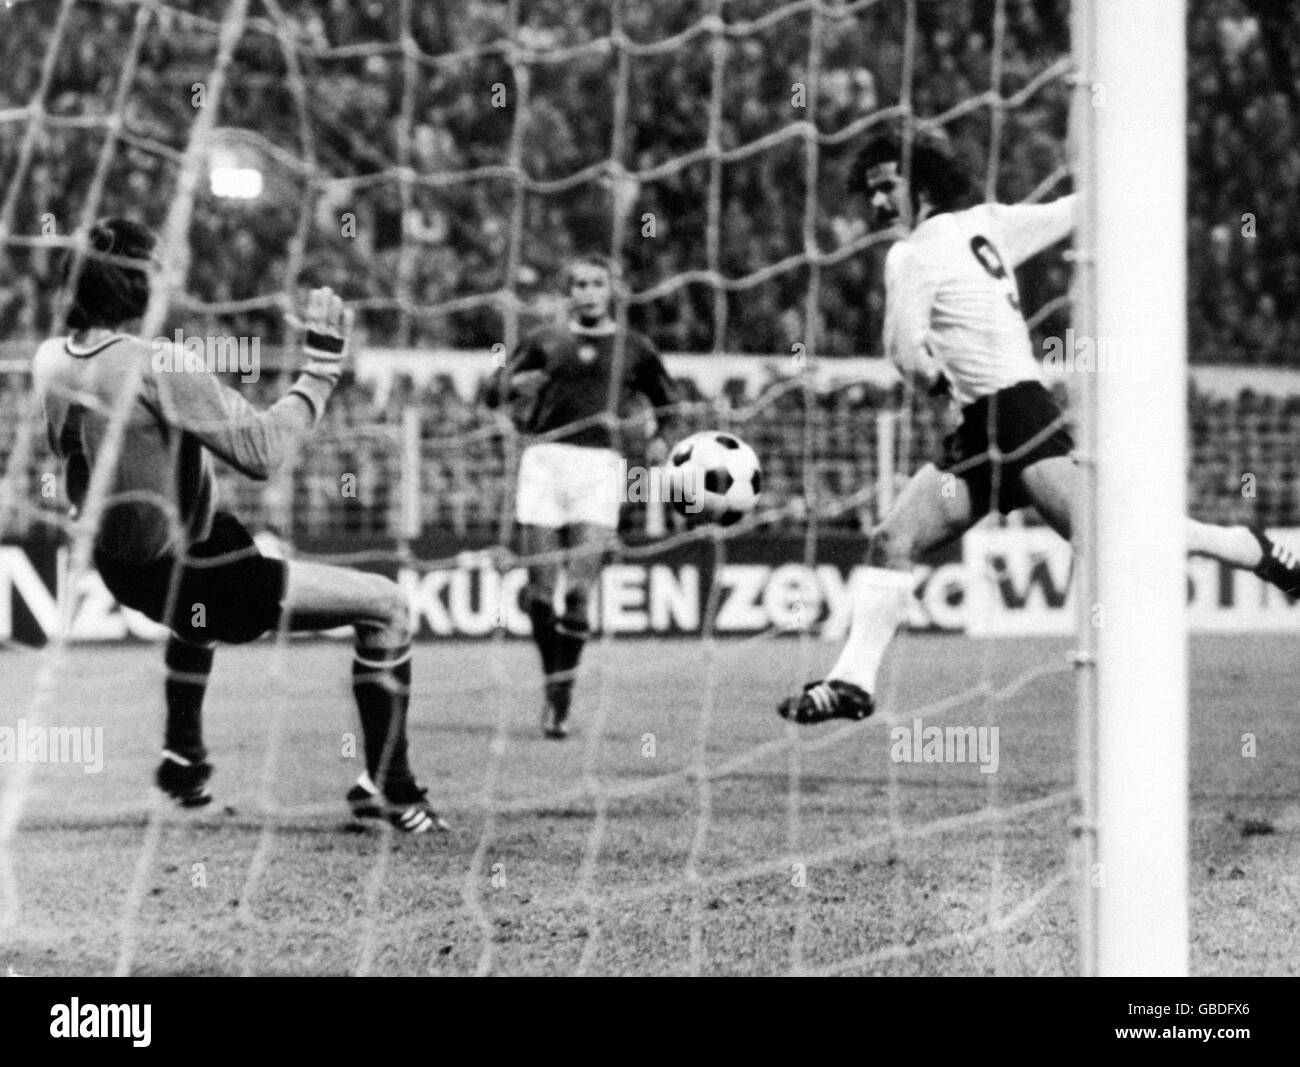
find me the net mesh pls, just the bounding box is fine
[0,0,1079,975]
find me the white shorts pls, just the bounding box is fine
[515,442,622,530]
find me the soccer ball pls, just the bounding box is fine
[665,431,762,526]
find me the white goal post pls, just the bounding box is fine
[1074,0,1190,976]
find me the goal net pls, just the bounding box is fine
[0,0,1092,976]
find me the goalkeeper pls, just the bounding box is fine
[33,218,445,833]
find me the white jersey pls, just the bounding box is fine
[882,195,1076,407]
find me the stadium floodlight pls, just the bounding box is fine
[205,129,268,200]
[209,163,263,200]
[1073,0,1189,976]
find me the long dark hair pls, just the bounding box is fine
[64,217,156,330]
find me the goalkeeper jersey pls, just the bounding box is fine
[882,195,1076,407]
[32,331,332,566]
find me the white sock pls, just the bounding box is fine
[1186,521,1262,570]
[827,567,914,695]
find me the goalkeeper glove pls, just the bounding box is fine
[290,286,353,422]
[300,286,353,384]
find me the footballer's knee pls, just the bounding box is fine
[561,586,590,632]
[526,569,557,608]
[357,574,411,649]
[866,523,913,569]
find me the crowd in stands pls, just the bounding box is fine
[1188,0,1300,364]
[5,366,1300,543]
[0,1,1296,362]
[2,1,1299,544]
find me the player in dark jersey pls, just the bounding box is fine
[487,255,676,737]
[33,218,446,832]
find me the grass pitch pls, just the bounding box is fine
[2,633,1298,975]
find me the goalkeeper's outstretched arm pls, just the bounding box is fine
[149,287,352,480]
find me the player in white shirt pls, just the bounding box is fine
[779,132,1300,724]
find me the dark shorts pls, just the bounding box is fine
[95,511,286,644]
[938,380,1075,517]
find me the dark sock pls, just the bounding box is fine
[528,598,558,674]
[164,635,214,764]
[546,620,588,717]
[552,594,590,691]
[1252,529,1300,596]
[352,646,417,797]
[553,621,588,672]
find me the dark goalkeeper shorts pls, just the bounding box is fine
[938,380,1075,518]
[95,511,287,644]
